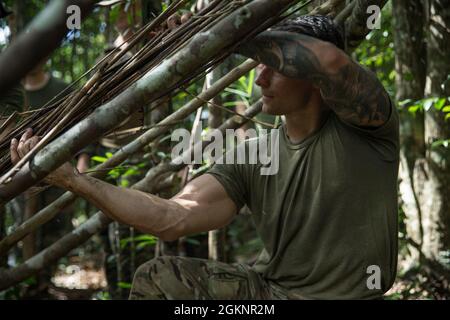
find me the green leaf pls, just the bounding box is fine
[431,139,450,148]
[399,99,412,107]
[408,105,421,114]
[117,282,132,289]
[238,76,247,90]
[224,87,250,98]
[442,106,450,112]
[375,55,383,67]
[423,99,434,111]
[223,100,250,108]
[91,156,107,163]
[435,98,447,110]
[137,241,156,250]
[222,101,238,107]
[123,167,139,177]
[156,151,168,159]
[247,69,255,95]
[133,235,158,242]
[120,234,158,249]
[388,70,396,81]
[24,276,37,286]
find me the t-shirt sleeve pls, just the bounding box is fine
[336,97,400,162]
[0,85,24,116]
[339,96,398,137]
[207,162,248,211]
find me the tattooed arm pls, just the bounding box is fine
[237,31,391,128]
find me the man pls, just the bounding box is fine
[0,1,23,127]
[23,61,91,189]
[11,16,399,299]
[21,62,91,296]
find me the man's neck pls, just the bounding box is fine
[24,71,50,91]
[284,96,330,144]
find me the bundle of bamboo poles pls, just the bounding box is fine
[0,0,306,178]
[0,0,229,173]
[0,0,312,200]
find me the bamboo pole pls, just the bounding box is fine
[334,1,356,25]
[310,0,345,15]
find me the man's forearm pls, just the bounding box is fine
[236,31,336,81]
[237,31,390,127]
[62,172,188,240]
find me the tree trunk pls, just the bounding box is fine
[22,192,38,260]
[393,0,427,267]
[421,0,450,265]
[207,65,226,262]
[11,0,27,37]
[0,205,6,268]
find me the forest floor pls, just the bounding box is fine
[385,271,449,300]
[47,254,107,300]
[45,254,449,300]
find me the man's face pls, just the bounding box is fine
[255,64,316,115]
[27,59,47,76]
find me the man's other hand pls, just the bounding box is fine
[10,128,77,187]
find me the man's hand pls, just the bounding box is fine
[10,128,77,187]
[76,153,90,173]
[167,12,193,30]
[149,11,192,38]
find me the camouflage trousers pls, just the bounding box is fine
[129,256,303,300]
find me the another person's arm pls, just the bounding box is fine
[76,153,90,173]
[11,129,237,241]
[237,31,391,128]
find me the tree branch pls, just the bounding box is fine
[0,0,96,94]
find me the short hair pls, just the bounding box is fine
[273,15,345,50]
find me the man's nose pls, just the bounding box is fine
[255,65,271,88]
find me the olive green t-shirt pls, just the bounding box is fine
[207,103,399,300]
[25,76,68,110]
[0,84,24,116]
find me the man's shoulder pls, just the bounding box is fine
[0,84,24,114]
[49,76,69,91]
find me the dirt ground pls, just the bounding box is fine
[46,254,449,300]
